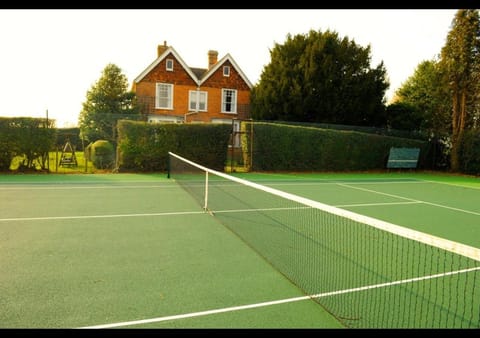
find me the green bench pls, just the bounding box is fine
[386,147,420,169]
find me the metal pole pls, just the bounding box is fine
[204,171,209,211]
[46,109,50,171]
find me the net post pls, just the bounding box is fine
[204,171,209,211]
[167,152,171,179]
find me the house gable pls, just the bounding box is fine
[200,54,253,89]
[134,47,200,85]
[201,59,250,91]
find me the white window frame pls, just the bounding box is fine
[223,66,230,77]
[189,90,208,112]
[166,59,174,71]
[221,88,237,114]
[155,83,174,109]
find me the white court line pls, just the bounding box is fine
[335,201,422,208]
[78,265,480,329]
[337,183,480,216]
[0,210,205,222]
[0,202,428,223]
[0,184,175,190]
[265,180,427,187]
[421,179,480,190]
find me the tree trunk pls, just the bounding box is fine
[450,89,467,172]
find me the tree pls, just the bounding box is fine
[78,63,140,145]
[439,9,480,171]
[391,59,450,136]
[251,29,389,126]
[385,101,424,132]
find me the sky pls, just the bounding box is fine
[0,9,458,127]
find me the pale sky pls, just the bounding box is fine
[0,9,457,127]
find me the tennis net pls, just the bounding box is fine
[168,151,480,328]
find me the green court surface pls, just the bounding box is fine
[0,171,479,328]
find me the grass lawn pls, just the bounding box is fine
[9,150,96,174]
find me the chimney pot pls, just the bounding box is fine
[157,41,168,57]
[208,50,218,68]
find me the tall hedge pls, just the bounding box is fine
[0,117,56,171]
[251,122,430,171]
[117,120,231,172]
[116,120,432,173]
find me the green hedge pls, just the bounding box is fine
[251,122,430,171]
[0,117,56,171]
[117,121,231,172]
[116,120,431,173]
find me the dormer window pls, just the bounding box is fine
[223,66,230,77]
[166,59,174,71]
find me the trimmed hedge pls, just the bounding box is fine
[116,120,431,173]
[117,121,231,172]
[251,122,430,172]
[87,140,115,170]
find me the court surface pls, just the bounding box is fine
[0,171,479,328]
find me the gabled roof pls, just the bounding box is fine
[190,67,207,80]
[199,53,253,89]
[134,47,253,89]
[133,47,199,84]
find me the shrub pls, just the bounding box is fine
[89,140,115,169]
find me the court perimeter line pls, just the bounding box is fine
[337,183,480,216]
[78,266,480,329]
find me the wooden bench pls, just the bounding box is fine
[386,147,420,169]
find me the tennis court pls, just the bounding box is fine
[1,157,479,328]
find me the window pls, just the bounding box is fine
[223,66,230,77]
[156,83,173,109]
[166,59,174,71]
[189,90,208,111]
[221,89,237,113]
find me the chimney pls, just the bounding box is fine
[157,41,168,57]
[208,50,218,68]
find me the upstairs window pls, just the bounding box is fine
[223,66,230,77]
[166,59,174,71]
[221,89,237,114]
[156,83,173,109]
[189,90,208,112]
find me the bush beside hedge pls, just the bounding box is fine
[86,140,115,170]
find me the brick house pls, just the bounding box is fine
[132,42,253,124]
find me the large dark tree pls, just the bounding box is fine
[391,59,450,136]
[251,29,389,126]
[439,9,480,171]
[78,63,140,145]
